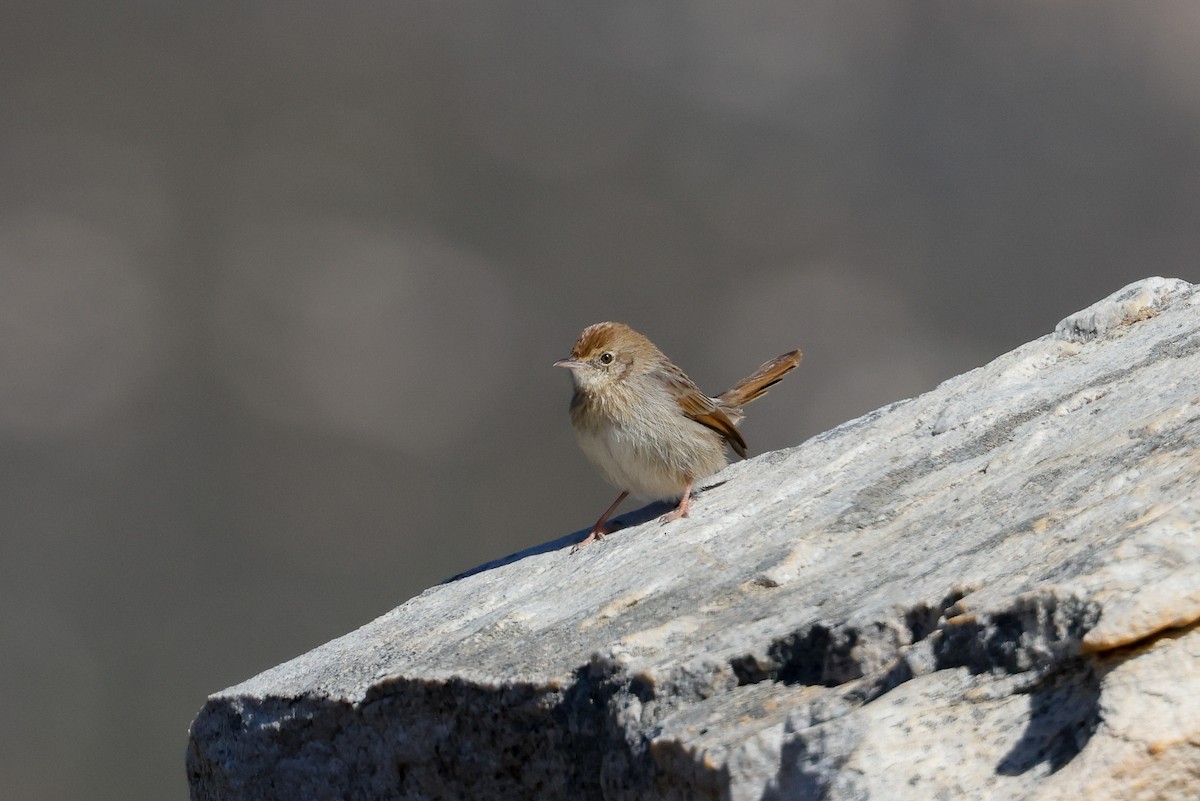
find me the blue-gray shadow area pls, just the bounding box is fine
[441,500,677,584]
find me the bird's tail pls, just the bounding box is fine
[718,350,803,409]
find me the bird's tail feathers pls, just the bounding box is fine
[718,350,802,409]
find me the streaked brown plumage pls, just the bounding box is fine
[555,322,802,549]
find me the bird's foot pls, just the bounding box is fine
[660,493,692,523]
[571,526,608,553]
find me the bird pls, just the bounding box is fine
[554,322,802,549]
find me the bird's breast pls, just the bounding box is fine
[570,388,729,500]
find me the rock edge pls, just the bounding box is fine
[188,277,1200,801]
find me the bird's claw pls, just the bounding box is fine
[571,527,607,553]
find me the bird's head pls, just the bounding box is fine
[553,322,659,394]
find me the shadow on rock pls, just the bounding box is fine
[996,661,1102,776]
[443,500,677,583]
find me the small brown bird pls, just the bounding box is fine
[555,322,802,549]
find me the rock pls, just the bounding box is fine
[187,277,1200,801]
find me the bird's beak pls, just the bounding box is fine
[553,357,582,369]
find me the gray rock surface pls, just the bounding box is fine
[187,277,1200,801]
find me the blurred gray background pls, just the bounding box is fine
[2,2,1199,799]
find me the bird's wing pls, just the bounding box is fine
[660,364,749,458]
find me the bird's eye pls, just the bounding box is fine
[599,352,614,364]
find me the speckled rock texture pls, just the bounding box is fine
[188,277,1200,801]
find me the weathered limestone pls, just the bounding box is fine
[188,277,1200,801]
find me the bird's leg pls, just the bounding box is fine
[661,479,694,523]
[573,491,629,551]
